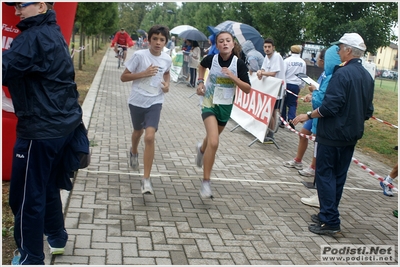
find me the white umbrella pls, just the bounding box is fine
[170,25,198,35]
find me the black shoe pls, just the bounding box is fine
[288,120,295,129]
[311,214,320,224]
[279,123,285,128]
[309,222,340,235]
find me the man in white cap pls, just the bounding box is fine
[293,33,374,235]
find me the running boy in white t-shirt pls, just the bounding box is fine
[121,25,172,194]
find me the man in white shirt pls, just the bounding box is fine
[282,45,307,129]
[257,38,285,139]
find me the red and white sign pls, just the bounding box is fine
[230,73,282,142]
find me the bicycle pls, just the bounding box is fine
[116,45,127,69]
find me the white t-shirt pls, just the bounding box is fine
[261,51,286,99]
[124,49,172,108]
[284,53,307,87]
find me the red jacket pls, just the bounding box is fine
[111,31,134,47]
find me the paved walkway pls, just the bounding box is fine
[50,47,397,265]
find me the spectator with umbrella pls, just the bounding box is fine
[188,40,201,87]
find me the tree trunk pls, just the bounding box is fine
[92,36,95,57]
[82,32,86,65]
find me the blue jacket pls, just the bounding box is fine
[316,58,374,146]
[2,10,82,139]
[207,34,219,55]
[311,45,341,134]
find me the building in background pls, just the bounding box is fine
[301,42,325,65]
[366,42,398,78]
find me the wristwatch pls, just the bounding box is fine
[196,80,204,86]
[307,111,313,119]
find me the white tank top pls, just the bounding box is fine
[202,54,238,108]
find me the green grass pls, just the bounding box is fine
[297,82,398,167]
[374,78,398,92]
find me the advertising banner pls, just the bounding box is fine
[2,2,78,181]
[230,72,282,142]
[170,50,183,82]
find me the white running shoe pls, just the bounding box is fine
[298,166,315,177]
[195,142,204,167]
[200,180,213,198]
[141,178,154,194]
[130,150,139,171]
[301,194,319,208]
[283,159,303,170]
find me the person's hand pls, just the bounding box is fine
[292,114,308,125]
[221,67,233,79]
[161,81,169,93]
[303,93,312,102]
[197,83,205,96]
[146,64,159,77]
[308,84,317,92]
[256,70,263,80]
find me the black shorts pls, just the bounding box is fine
[117,45,127,51]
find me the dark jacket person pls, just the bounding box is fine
[2,3,83,264]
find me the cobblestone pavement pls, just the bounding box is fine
[49,47,397,265]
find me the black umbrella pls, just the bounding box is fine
[137,29,147,37]
[178,29,208,42]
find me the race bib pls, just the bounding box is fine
[139,67,163,95]
[213,86,235,105]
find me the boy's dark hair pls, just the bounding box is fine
[264,38,274,46]
[148,25,170,42]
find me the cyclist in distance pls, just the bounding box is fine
[111,28,134,62]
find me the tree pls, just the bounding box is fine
[304,2,398,53]
[181,2,225,34]
[119,2,150,35]
[75,3,118,36]
[113,2,397,55]
[248,2,305,54]
[74,3,118,69]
